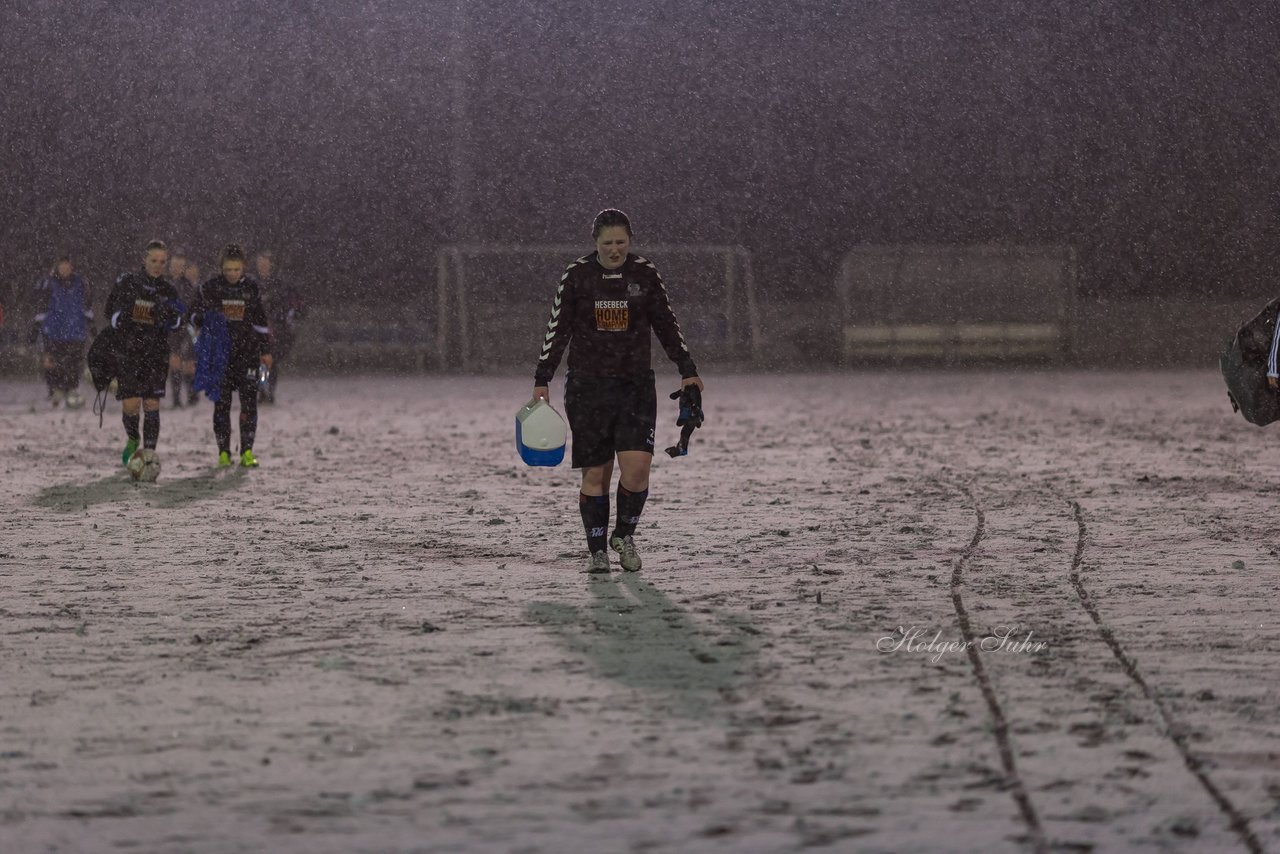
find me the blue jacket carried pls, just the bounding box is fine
[36,273,92,342]
[192,312,232,402]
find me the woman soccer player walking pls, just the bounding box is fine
[104,240,184,469]
[189,244,273,467]
[253,249,305,404]
[533,209,704,573]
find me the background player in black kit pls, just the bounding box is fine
[104,240,184,469]
[189,244,273,468]
[165,248,197,406]
[533,209,704,574]
[253,249,305,404]
[177,260,202,404]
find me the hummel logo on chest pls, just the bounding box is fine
[602,273,623,279]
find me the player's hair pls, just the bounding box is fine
[591,208,633,239]
[220,243,247,265]
[144,239,168,254]
[169,246,187,260]
[255,248,274,261]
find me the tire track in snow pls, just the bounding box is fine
[951,480,1048,854]
[1067,499,1263,854]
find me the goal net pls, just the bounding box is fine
[433,244,761,371]
[837,244,1077,362]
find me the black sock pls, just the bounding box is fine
[579,492,609,554]
[613,485,649,539]
[122,410,140,443]
[214,401,232,453]
[143,409,160,449]
[239,389,259,451]
[171,374,182,402]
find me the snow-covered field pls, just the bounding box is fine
[1,370,1277,853]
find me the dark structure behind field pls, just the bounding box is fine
[1,0,1277,320]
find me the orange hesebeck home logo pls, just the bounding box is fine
[594,300,629,332]
[131,300,155,324]
[222,299,246,321]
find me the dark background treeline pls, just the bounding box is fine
[2,0,1277,317]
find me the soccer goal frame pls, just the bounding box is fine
[434,243,762,371]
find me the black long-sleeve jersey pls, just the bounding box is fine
[534,252,697,386]
[259,274,306,347]
[106,271,183,351]
[189,275,272,358]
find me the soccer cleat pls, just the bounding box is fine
[610,535,642,572]
[121,439,139,467]
[586,550,611,574]
[217,451,232,467]
[65,390,84,409]
[239,449,259,468]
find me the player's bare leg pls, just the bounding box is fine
[580,459,613,496]
[615,450,651,492]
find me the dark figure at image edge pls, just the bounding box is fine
[1219,297,1280,426]
[189,244,273,468]
[104,240,184,471]
[532,208,705,574]
[254,249,305,404]
[33,255,94,409]
[165,249,199,407]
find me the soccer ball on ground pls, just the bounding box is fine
[127,449,161,482]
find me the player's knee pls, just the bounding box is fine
[620,475,650,492]
[617,459,651,489]
[581,464,610,492]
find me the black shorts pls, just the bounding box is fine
[564,372,657,469]
[115,345,169,400]
[43,340,84,390]
[216,355,262,404]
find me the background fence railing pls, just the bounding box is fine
[1,296,1263,376]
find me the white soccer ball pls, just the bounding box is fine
[127,449,161,482]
